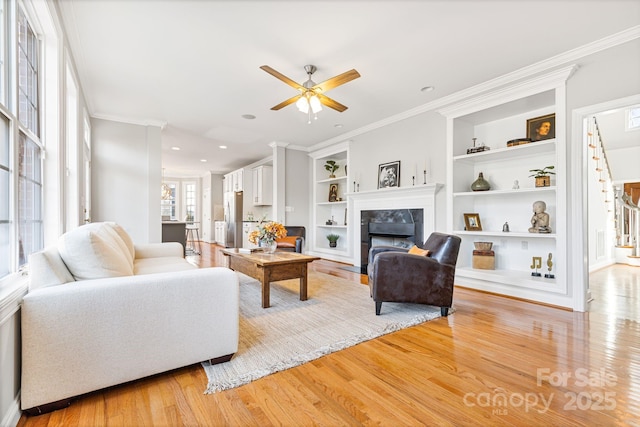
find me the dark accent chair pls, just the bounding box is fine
[367,232,461,316]
[276,226,305,253]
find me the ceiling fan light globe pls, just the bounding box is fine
[310,95,323,113]
[296,97,309,113]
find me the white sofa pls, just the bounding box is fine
[21,222,239,414]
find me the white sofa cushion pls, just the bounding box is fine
[28,246,75,291]
[105,222,135,262]
[134,257,197,275]
[59,223,134,280]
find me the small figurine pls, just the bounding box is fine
[528,200,552,233]
[513,180,519,190]
[530,256,542,277]
[502,222,510,232]
[545,253,555,279]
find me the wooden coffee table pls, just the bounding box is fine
[221,249,320,308]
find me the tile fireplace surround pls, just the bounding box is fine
[347,183,442,269]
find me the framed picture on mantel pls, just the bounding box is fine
[378,161,400,189]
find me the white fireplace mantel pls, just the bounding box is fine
[347,183,443,267]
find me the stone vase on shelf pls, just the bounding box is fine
[470,172,491,191]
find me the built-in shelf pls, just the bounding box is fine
[453,139,556,163]
[454,230,556,238]
[441,66,574,307]
[453,186,556,197]
[456,267,560,293]
[317,176,348,184]
[317,201,347,206]
[310,142,351,263]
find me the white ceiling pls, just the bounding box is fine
[57,0,640,177]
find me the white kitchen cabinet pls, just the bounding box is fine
[224,169,244,192]
[252,165,273,206]
[214,221,226,246]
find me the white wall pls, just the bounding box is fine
[91,118,162,243]
[566,39,640,277]
[608,146,640,182]
[588,144,615,270]
[285,149,311,229]
[348,111,448,231]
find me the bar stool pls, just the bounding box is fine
[185,223,202,255]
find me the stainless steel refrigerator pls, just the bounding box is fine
[224,191,243,248]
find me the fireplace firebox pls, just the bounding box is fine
[360,209,424,273]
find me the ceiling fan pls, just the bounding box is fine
[260,64,360,121]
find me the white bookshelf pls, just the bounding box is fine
[439,66,576,307]
[309,142,351,262]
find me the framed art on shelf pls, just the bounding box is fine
[464,213,482,231]
[378,161,400,189]
[328,183,338,202]
[527,113,555,142]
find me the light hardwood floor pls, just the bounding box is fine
[18,244,640,426]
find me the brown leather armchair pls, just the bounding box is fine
[367,232,461,316]
[276,226,305,253]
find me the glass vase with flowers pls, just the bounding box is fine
[248,219,287,254]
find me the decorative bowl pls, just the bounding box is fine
[474,241,493,251]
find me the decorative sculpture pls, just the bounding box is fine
[545,253,555,279]
[528,200,552,233]
[530,256,542,277]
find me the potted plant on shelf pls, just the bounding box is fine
[326,234,340,248]
[529,166,555,187]
[324,160,339,178]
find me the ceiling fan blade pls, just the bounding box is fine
[313,69,360,93]
[271,94,302,111]
[317,93,348,112]
[260,65,304,91]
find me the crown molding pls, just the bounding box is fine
[91,113,167,129]
[268,141,290,148]
[309,25,640,152]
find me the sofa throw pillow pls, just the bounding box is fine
[408,245,430,257]
[104,222,135,266]
[58,223,134,280]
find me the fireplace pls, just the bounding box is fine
[348,184,442,272]
[360,209,424,272]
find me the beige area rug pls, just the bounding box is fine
[202,271,448,393]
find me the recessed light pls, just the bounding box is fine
[421,86,435,92]
[242,114,256,120]
[200,159,207,163]
[171,146,180,151]
[219,145,227,149]
[334,124,343,128]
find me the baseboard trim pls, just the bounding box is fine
[1,394,21,427]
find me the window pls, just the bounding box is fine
[184,182,196,221]
[0,112,9,277]
[627,106,640,131]
[18,132,42,265]
[161,182,177,221]
[18,8,39,136]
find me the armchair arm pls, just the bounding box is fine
[368,245,409,266]
[134,242,184,259]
